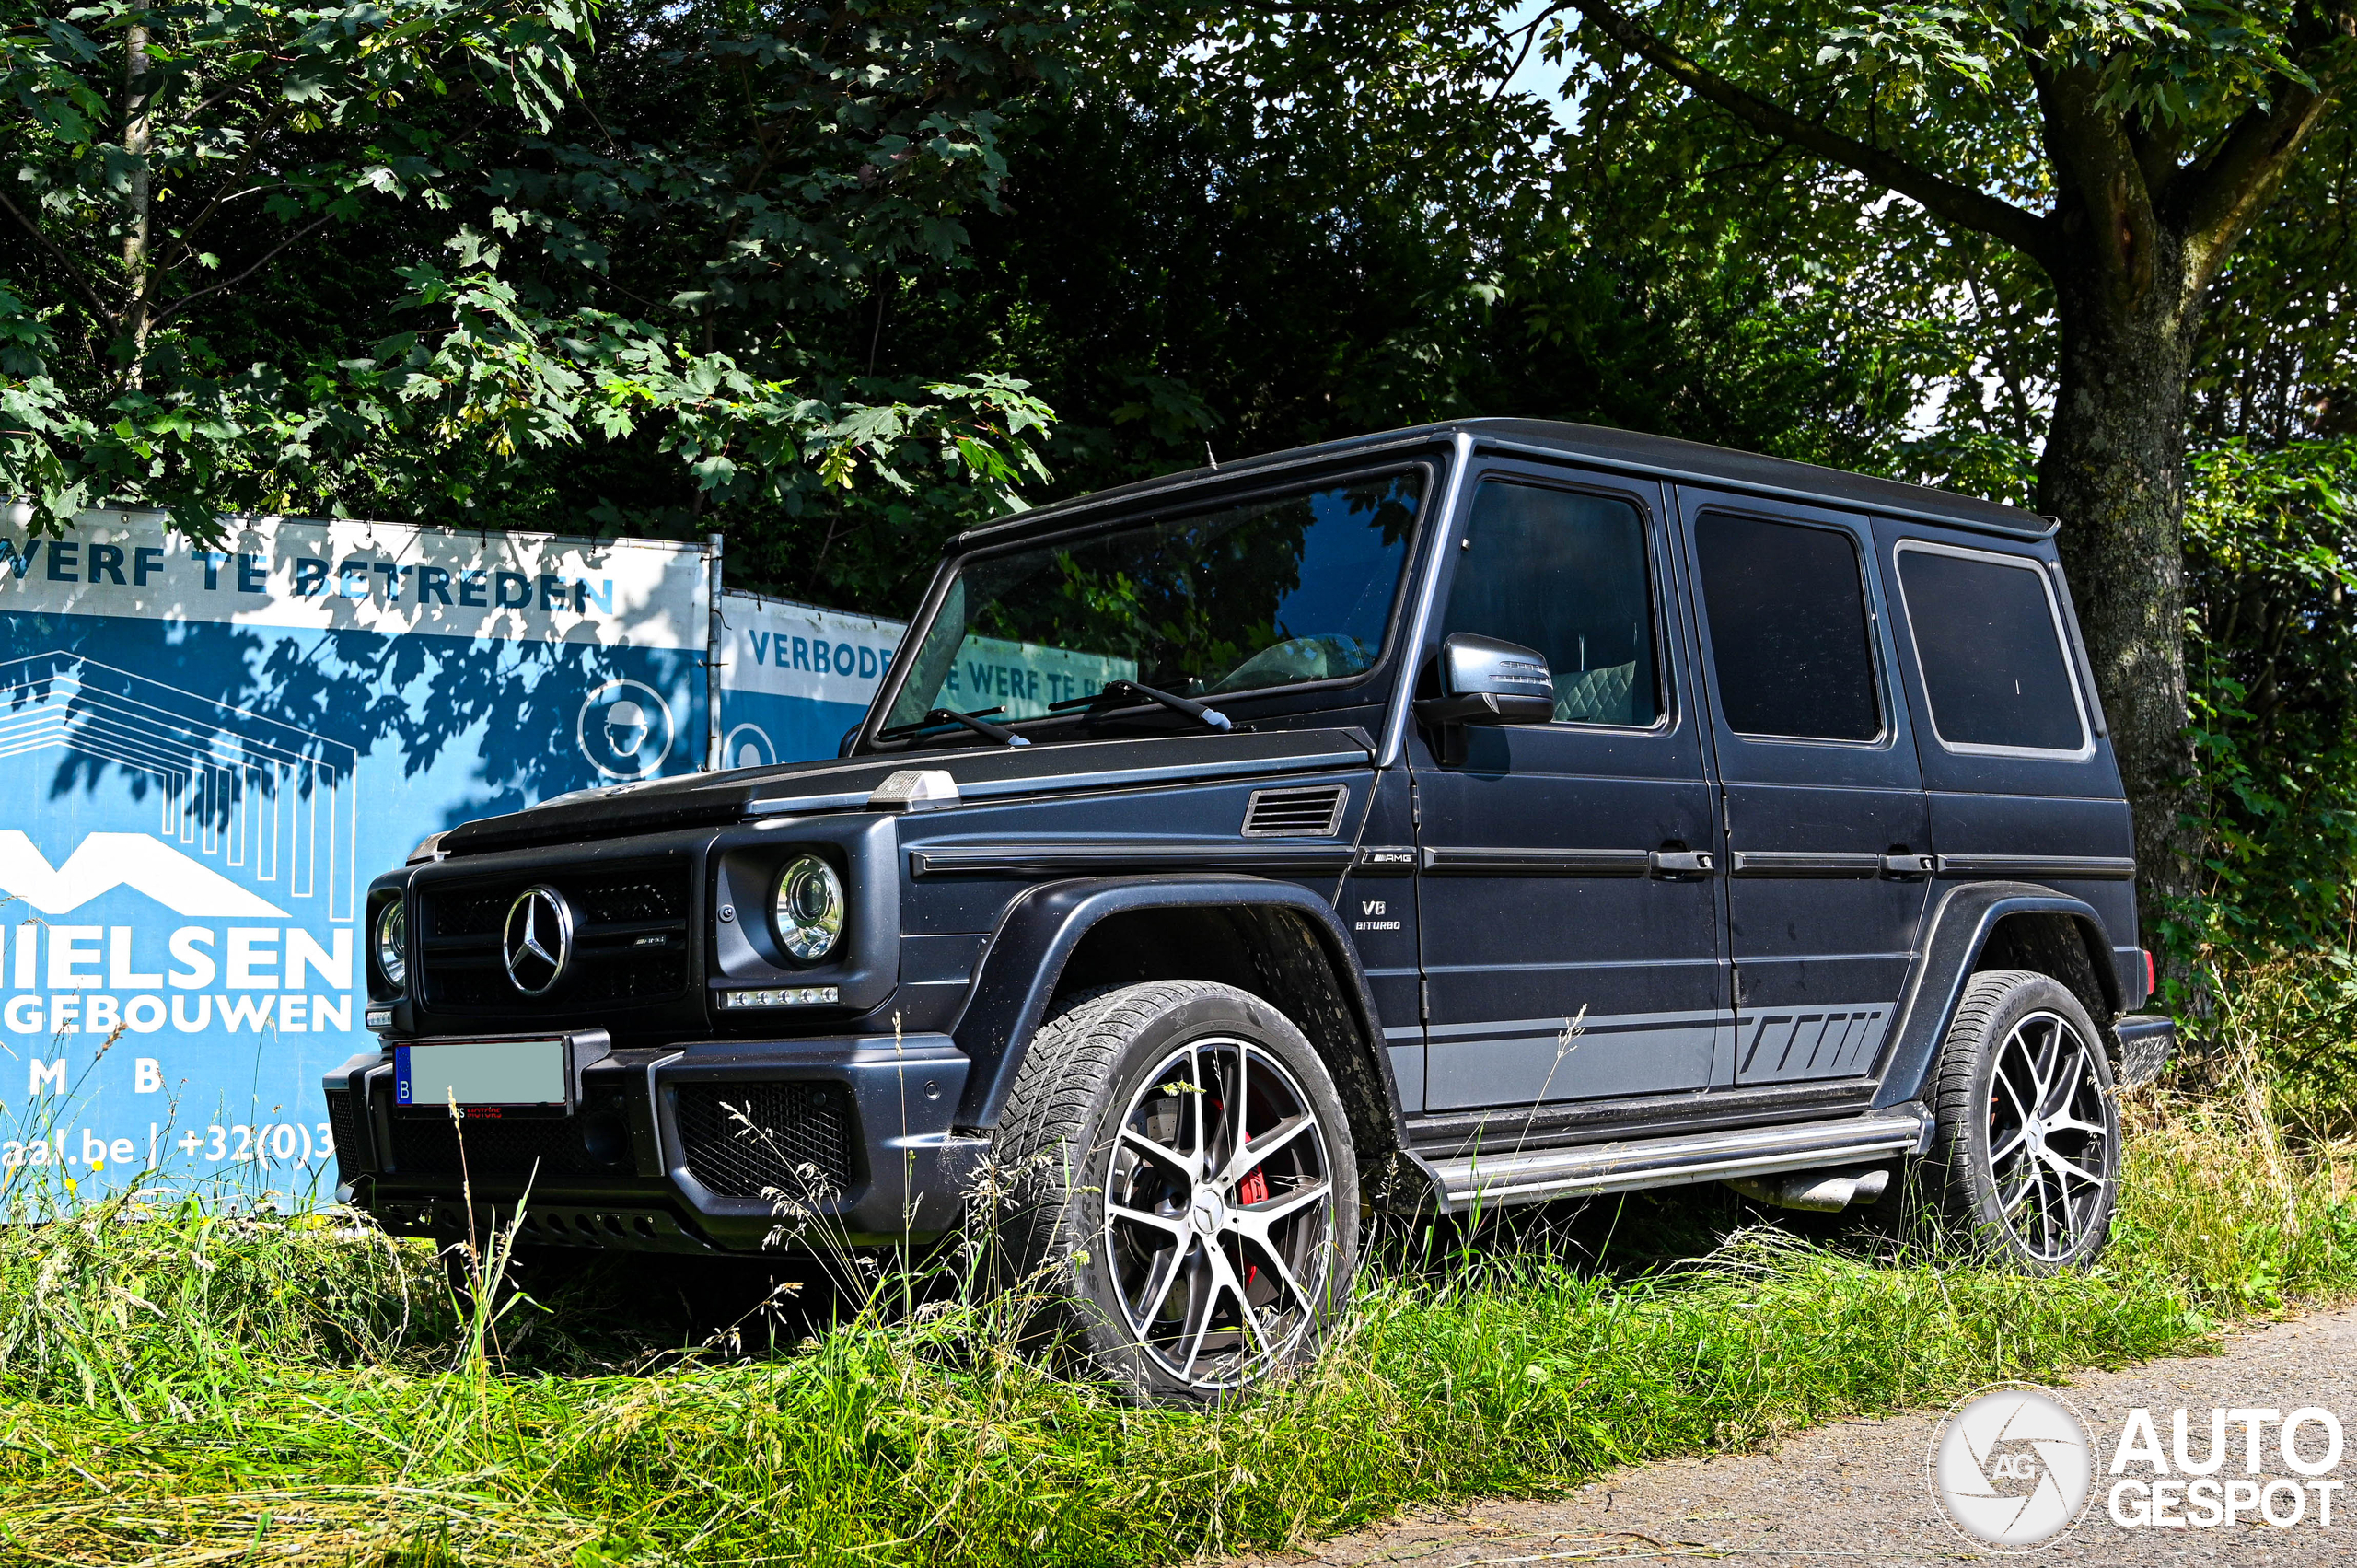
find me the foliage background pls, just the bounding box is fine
[8,0,2357,976]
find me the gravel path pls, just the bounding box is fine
[1227,1307,2357,1567]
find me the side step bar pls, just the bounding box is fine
[1410,1106,1932,1213]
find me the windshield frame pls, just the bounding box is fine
[854,459,1439,752]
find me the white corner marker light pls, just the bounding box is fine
[867,769,960,812]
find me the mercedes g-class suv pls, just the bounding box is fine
[333,418,2175,1400]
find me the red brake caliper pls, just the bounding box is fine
[1235,1129,1267,1288]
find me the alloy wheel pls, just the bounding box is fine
[1100,1034,1336,1390]
[1983,1009,2114,1262]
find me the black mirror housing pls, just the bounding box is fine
[1416,633,1555,726]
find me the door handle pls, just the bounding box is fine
[1880,853,1939,877]
[1649,849,1715,877]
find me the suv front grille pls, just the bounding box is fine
[676,1082,856,1199]
[417,861,691,1016]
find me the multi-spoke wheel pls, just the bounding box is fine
[1917,970,2121,1270]
[993,980,1358,1401]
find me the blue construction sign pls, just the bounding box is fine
[714,588,906,767]
[0,507,711,1202]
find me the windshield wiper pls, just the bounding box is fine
[877,706,1031,748]
[1048,679,1232,731]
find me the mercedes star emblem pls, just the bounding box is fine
[502,885,573,995]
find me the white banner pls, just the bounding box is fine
[714,591,906,768]
[0,505,708,649]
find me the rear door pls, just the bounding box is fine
[1410,463,1731,1115]
[1675,490,1933,1086]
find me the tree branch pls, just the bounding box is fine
[145,214,338,333]
[1491,1,1574,105]
[157,103,299,272]
[2032,61,2160,306]
[0,187,122,328]
[2173,14,2357,290]
[1562,0,2053,264]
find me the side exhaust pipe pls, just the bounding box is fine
[1724,1165,1892,1214]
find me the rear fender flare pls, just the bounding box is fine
[1871,880,2119,1109]
[947,875,1392,1129]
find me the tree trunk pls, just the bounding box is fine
[121,18,154,389]
[2039,240,2204,938]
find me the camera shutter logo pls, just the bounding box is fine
[1928,1383,2095,1550]
[502,886,573,995]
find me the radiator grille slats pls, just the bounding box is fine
[416,860,691,1015]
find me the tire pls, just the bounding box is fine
[992,980,1360,1402]
[1909,970,2122,1270]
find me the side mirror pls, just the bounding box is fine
[1415,633,1556,726]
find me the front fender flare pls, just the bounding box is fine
[1871,880,2119,1109]
[946,875,1387,1129]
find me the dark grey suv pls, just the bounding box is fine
[332,419,2175,1400]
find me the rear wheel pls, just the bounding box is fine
[1911,970,2121,1269]
[993,980,1358,1402]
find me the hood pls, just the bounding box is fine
[435,726,1377,856]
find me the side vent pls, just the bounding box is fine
[1242,784,1349,838]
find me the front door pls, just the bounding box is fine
[1411,465,1730,1117]
[1675,490,1933,1086]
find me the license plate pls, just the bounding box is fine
[396,1039,568,1109]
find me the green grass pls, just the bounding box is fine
[5,1035,2356,1566]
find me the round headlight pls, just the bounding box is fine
[773,855,844,962]
[374,900,408,990]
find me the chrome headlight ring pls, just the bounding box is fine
[772,854,845,962]
[373,900,409,991]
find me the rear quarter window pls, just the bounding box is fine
[1895,542,2090,756]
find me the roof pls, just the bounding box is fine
[958,417,2050,547]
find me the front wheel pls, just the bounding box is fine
[992,980,1358,1402]
[1914,970,2121,1270]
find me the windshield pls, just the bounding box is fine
[879,470,1424,733]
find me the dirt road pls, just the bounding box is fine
[1229,1307,2357,1566]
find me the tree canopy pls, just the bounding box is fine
[8,0,2357,964]
[2,0,1057,591]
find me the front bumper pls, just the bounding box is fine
[325,1032,986,1252]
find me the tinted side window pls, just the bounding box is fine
[1695,513,1881,741]
[1443,482,1661,726]
[1897,545,2087,753]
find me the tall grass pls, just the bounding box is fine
[5,977,2356,1566]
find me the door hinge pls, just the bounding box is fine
[1419,976,1431,1024]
